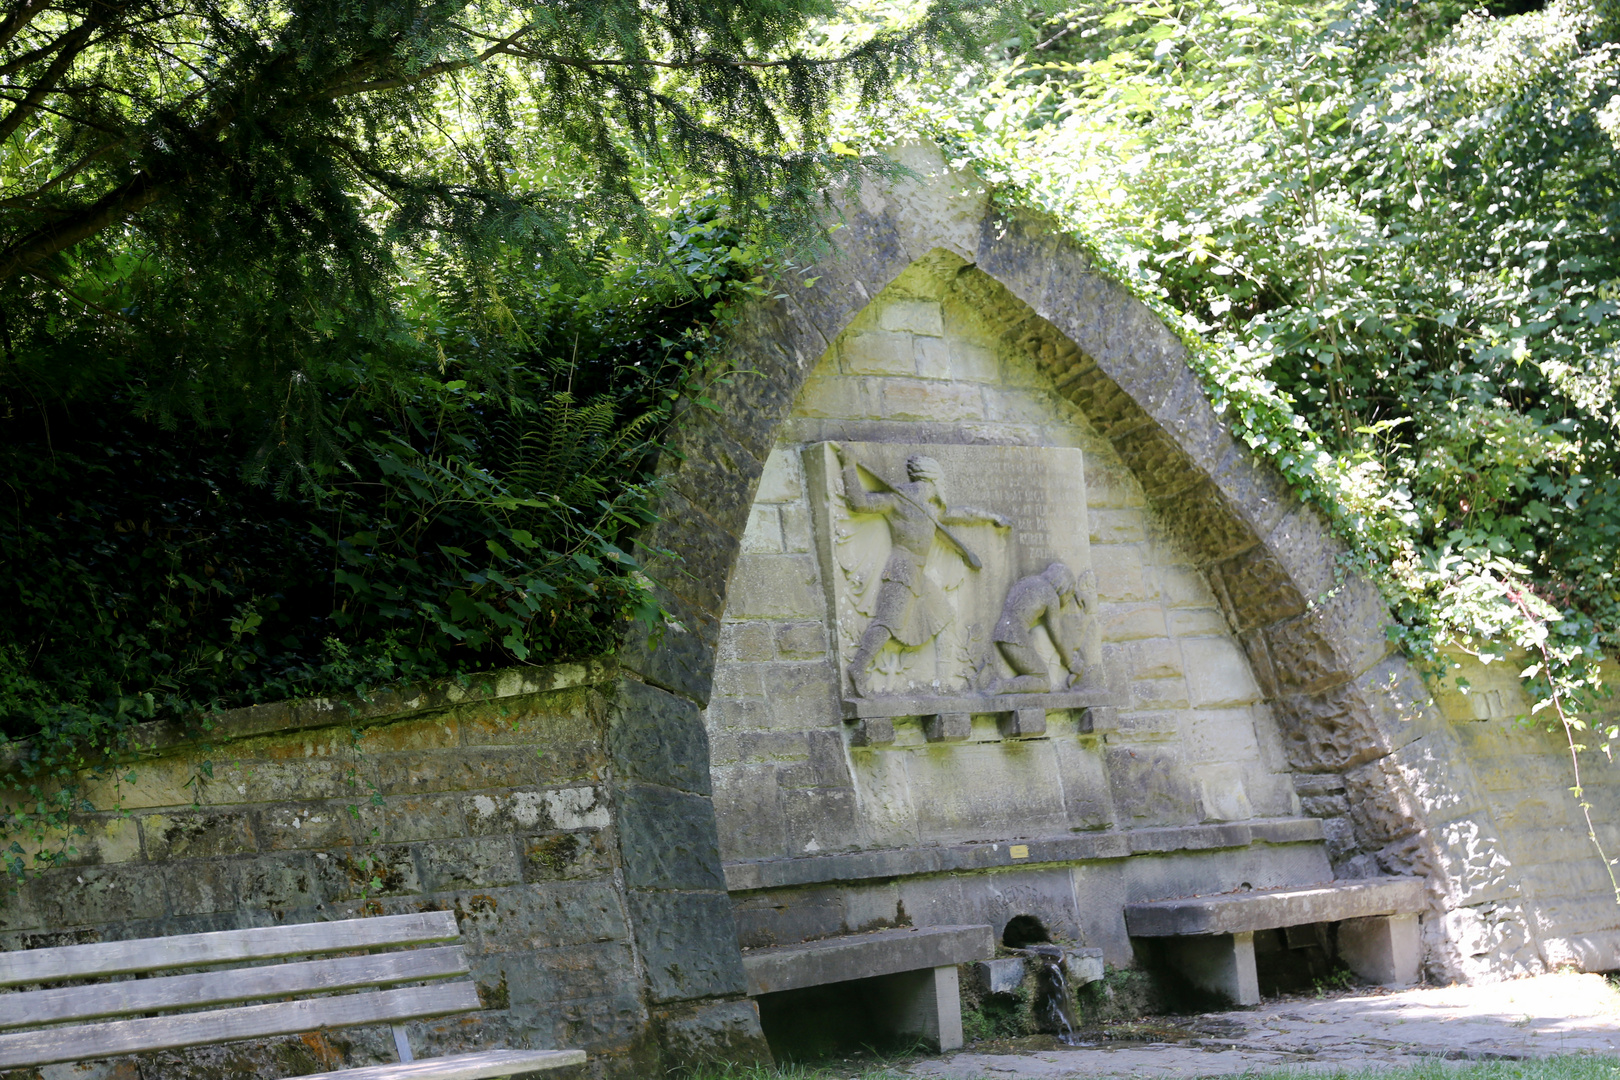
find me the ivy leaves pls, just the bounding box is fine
[897,0,1620,728]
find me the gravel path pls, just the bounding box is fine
[906,973,1620,1078]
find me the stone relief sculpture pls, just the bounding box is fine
[831,443,1011,698]
[993,563,1093,693]
[809,440,1115,731]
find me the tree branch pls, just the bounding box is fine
[0,0,52,55]
[0,173,166,284]
[0,18,100,146]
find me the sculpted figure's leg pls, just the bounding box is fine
[995,640,1052,694]
[848,623,892,698]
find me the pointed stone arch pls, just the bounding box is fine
[610,158,1540,1054]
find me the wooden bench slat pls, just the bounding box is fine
[296,1048,588,1080]
[0,911,459,988]
[0,981,482,1068]
[0,945,469,1030]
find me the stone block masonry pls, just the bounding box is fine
[674,146,1620,994]
[706,254,1300,884]
[0,663,768,1078]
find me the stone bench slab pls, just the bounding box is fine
[1124,877,1425,937]
[741,925,994,996]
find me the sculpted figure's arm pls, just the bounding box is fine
[1044,598,1088,686]
[832,443,893,515]
[941,504,1013,529]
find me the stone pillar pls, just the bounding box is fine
[607,677,772,1069]
[1175,932,1260,1006]
[884,966,965,1051]
[1338,914,1421,987]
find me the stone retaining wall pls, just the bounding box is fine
[0,665,766,1079]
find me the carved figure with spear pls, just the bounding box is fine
[833,444,1011,698]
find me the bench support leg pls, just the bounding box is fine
[1176,931,1260,1006]
[1338,914,1420,987]
[885,965,964,1051]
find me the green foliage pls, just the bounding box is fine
[0,199,770,875]
[0,0,1004,437]
[867,0,1620,737]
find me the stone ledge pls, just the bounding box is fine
[723,817,1327,892]
[741,924,994,995]
[839,682,1125,721]
[1123,876,1426,937]
[0,661,619,779]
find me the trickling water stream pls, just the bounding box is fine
[1026,944,1082,1046]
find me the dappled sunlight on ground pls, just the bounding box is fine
[906,973,1620,1078]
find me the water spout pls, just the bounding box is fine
[1028,944,1081,1046]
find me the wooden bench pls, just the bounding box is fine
[0,910,585,1078]
[741,924,994,1052]
[1124,877,1426,1005]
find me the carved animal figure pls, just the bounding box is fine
[833,444,1010,698]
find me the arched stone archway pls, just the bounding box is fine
[611,150,1576,1061]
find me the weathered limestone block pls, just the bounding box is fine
[794,374,881,419]
[1194,764,1255,822]
[1181,638,1263,708]
[629,889,751,1003]
[725,554,823,621]
[881,379,986,422]
[1338,914,1421,987]
[1207,544,1307,633]
[666,413,766,528]
[782,784,861,856]
[1092,545,1155,602]
[743,504,784,552]
[615,783,729,893]
[1271,683,1390,773]
[720,620,776,664]
[755,448,804,503]
[1097,604,1168,641]
[655,998,774,1072]
[609,678,714,796]
[774,621,827,660]
[1159,480,1256,566]
[844,330,918,376]
[880,299,946,336]
[709,765,789,862]
[1105,747,1201,826]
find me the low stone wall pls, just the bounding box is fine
[1426,653,1620,974]
[0,664,766,1079]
